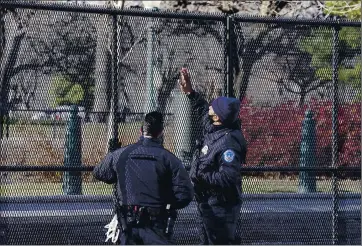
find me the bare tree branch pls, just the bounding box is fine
[305,80,330,93]
[10,60,53,78]
[117,29,146,66]
[276,51,332,106]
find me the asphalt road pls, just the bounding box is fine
[1,194,360,245]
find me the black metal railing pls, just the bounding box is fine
[0,165,360,173]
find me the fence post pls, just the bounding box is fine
[225,15,234,98]
[298,110,316,193]
[62,105,82,195]
[331,25,340,245]
[108,13,120,153]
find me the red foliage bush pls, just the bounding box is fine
[239,98,361,168]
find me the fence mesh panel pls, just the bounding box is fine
[0,2,360,245]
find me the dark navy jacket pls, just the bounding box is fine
[93,137,194,210]
[187,91,247,206]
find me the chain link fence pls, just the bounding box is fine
[0,1,360,245]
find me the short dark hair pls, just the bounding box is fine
[143,111,164,137]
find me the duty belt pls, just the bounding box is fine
[122,205,167,224]
[120,205,176,238]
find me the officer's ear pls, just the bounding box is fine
[157,129,164,138]
[212,114,220,123]
[140,125,144,135]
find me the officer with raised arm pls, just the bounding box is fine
[179,68,247,245]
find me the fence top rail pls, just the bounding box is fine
[0,1,360,27]
[0,165,360,173]
[231,14,361,27]
[0,1,226,21]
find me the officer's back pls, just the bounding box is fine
[93,111,194,245]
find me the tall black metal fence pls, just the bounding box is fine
[0,1,360,245]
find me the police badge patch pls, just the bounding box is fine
[222,150,235,163]
[201,145,208,155]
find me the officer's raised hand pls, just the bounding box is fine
[179,68,193,94]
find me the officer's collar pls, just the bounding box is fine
[210,124,225,132]
[142,137,163,147]
[208,123,230,134]
[208,126,232,142]
[209,119,241,133]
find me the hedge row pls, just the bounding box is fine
[239,99,360,168]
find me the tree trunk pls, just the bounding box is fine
[0,10,5,141]
[238,62,253,102]
[0,9,5,64]
[299,88,306,107]
[91,14,112,123]
[157,74,178,114]
[0,31,26,140]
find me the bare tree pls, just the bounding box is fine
[275,52,330,107]
[0,8,35,140]
[231,1,318,102]
[28,11,97,113]
[117,17,145,117]
[154,18,224,113]
[155,48,182,114]
[0,6,95,136]
[8,69,41,110]
[232,23,308,101]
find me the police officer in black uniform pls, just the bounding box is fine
[93,111,194,245]
[179,68,247,245]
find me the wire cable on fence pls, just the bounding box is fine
[0,165,360,173]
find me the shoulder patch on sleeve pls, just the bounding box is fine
[222,150,235,163]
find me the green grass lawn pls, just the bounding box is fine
[1,178,360,197]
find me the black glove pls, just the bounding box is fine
[196,168,212,186]
[189,163,200,184]
[189,147,201,184]
[192,171,209,203]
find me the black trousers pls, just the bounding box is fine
[197,202,241,245]
[120,221,174,245]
